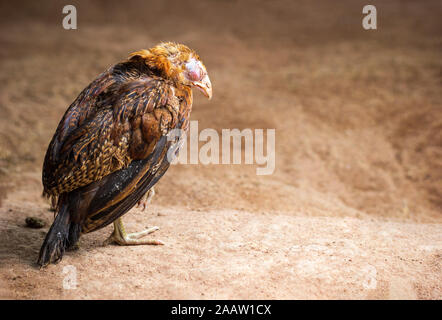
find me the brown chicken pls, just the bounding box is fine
[38,42,212,267]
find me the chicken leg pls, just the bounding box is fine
[104,217,164,245]
[104,187,163,245]
[137,187,155,211]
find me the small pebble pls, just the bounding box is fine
[25,217,46,229]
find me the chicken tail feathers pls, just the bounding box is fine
[37,196,80,267]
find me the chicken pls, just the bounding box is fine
[37,42,212,267]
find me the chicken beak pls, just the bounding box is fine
[193,74,212,100]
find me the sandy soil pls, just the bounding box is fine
[0,0,441,299]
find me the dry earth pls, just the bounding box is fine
[0,0,441,299]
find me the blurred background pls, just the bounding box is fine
[0,0,441,300]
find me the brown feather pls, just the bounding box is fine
[38,42,206,266]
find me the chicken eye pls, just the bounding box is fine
[185,60,202,81]
[187,69,201,81]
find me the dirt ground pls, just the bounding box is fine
[0,0,441,299]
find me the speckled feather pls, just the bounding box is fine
[37,43,207,267]
[43,58,190,200]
